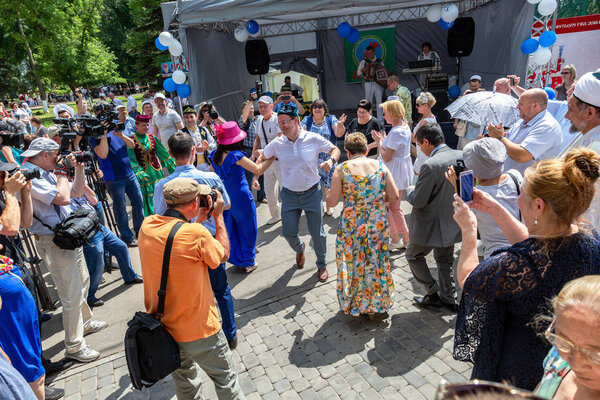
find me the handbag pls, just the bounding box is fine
[34,207,101,250]
[124,222,184,390]
[455,120,467,137]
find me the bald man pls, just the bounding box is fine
[493,78,511,95]
[486,88,562,174]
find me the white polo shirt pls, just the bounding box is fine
[153,108,182,149]
[263,129,334,192]
[256,113,281,149]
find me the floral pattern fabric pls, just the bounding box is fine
[336,161,394,316]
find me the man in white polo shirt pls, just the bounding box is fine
[252,96,282,224]
[253,105,341,282]
[152,92,184,150]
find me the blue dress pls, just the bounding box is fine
[454,231,600,391]
[301,116,338,188]
[209,150,257,268]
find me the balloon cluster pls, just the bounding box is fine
[336,22,360,43]
[426,3,459,30]
[234,20,260,42]
[155,31,191,98]
[519,0,558,66]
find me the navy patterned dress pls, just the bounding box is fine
[454,230,600,391]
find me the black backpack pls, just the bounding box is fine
[124,222,183,390]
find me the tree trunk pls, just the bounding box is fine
[16,16,48,113]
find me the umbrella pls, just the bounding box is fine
[445,91,520,128]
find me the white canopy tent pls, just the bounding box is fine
[162,0,534,121]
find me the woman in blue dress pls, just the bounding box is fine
[301,99,346,216]
[451,147,600,391]
[209,121,266,273]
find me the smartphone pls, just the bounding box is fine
[510,77,515,86]
[460,170,474,204]
[281,95,290,101]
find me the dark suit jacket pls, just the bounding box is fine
[406,145,463,247]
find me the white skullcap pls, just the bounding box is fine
[573,69,600,107]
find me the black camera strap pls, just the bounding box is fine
[156,221,184,319]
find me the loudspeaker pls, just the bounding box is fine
[447,17,475,57]
[245,40,270,75]
[430,91,451,123]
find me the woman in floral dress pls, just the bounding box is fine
[123,114,175,216]
[326,132,399,317]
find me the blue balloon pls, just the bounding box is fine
[155,37,168,51]
[348,28,360,43]
[439,19,454,29]
[163,78,177,92]
[448,85,461,99]
[539,30,557,48]
[544,86,556,100]
[246,20,259,35]
[520,38,539,55]
[337,22,351,38]
[177,83,191,98]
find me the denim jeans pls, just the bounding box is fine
[208,264,236,341]
[83,226,139,301]
[243,146,265,201]
[105,173,144,243]
[280,185,327,270]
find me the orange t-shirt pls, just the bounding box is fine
[138,215,224,343]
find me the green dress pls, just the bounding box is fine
[127,132,175,216]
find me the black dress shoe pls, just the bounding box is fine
[45,385,65,400]
[124,276,143,285]
[87,298,105,308]
[42,357,72,375]
[228,336,238,350]
[442,302,459,313]
[125,239,138,248]
[413,293,442,309]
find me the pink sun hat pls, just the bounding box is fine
[214,121,247,145]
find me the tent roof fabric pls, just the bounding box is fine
[164,0,496,32]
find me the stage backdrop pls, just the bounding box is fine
[344,27,396,83]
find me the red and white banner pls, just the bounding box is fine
[528,14,600,88]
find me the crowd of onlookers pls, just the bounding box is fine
[1,63,600,400]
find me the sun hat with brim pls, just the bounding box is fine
[47,125,61,139]
[116,104,126,110]
[214,121,247,145]
[0,160,18,172]
[21,137,60,158]
[163,177,211,206]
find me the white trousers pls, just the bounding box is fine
[364,81,384,122]
[264,160,281,219]
[36,236,92,354]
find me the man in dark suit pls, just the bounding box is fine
[405,122,462,312]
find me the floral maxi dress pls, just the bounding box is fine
[336,161,395,315]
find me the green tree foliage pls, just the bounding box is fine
[97,0,136,81]
[557,0,600,18]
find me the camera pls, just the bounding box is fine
[254,80,264,98]
[205,102,219,120]
[198,185,222,208]
[74,151,95,164]
[7,166,42,181]
[453,159,467,195]
[281,95,290,101]
[0,133,25,149]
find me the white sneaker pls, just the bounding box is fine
[66,346,100,363]
[389,242,406,252]
[84,320,108,336]
[266,216,281,225]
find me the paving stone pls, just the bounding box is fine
[365,372,389,392]
[291,377,311,392]
[317,386,341,400]
[261,390,280,400]
[317,364,337,379]
[328,374,351,394]
[358,388,382,399]
[242,353,260,369]
[298,388,319,400]
[64,377,81,396]
[265,365,285,383]
[263,335,281,350]
[245,332,262,347]
[97,375,114,389]
[253,375,274,395]
[417,383,438,399]
[280,389,301,400]
[273,379,292,394]
[81,368,97,381]
[81,377,97,393]
[258,352,277,368]
[248,365,265,379]
[97,362,114,378]
[238,373,256,394]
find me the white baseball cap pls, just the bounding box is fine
[258,96,273,104]
[470,75,482,82]
[154,93,166,100]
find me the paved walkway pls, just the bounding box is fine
[41,200,472,399]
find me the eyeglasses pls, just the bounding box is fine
[561,71,570,75]
[279,118,295,126]
[416,103,424,107]
[311,104,324,109]
[545,320,600,365]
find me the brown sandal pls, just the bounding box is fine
[245,264,258,273]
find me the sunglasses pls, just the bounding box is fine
[545,321,600,365]
[436,379,545,399]
[561,72,570,75]
[311,104,324,109]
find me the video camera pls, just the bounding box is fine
[53,103,124,140]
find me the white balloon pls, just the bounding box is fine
[538,0,557,16]
[234,26,249,42]
[441,3,459,23]
[158,31,173,46]
[426,4,443,23]
[172,70,186,85]
[532,46,552,65]
[527,0,541,3]
[249,28,260,38]
[168,40,183,57]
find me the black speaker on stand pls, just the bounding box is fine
[245,39,270,75]
[447,17,475,88]
[431,91,451,123]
